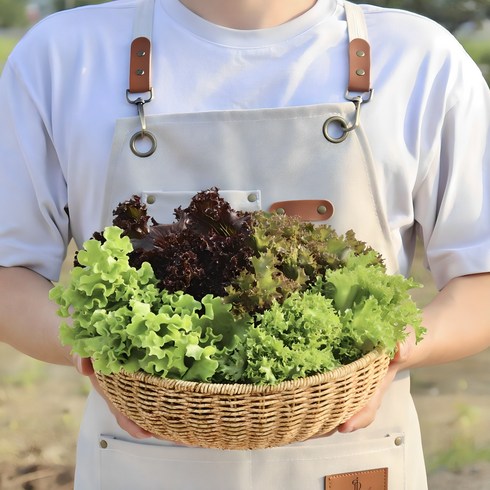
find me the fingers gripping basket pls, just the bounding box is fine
[95,348,390,450]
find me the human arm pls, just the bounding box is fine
[0,265,154,438]
[338,22,490,434]
[338,272,490,433]
[0,266,72,366]
[401,273,490,367]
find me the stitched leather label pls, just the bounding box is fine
[325,467,388,490]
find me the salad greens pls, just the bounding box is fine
[51,189,425,385]
[107,190,254,300]
[53,226,247,382]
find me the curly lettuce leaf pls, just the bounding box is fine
[312,254,425,360]
[117,189,255,300]
[243,291,343,384]
[226,211,384,315]
[50,227,249,382]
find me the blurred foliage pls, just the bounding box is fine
[353,0,490,33]
[428,403,490,472]
[462,41,490,85]
[0,0,110,27]
[53,0,109,10]
[0,0,28,28]
[353,0,490,84]
[0,36,18,69]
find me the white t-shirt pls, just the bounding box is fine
[1,0,489,290]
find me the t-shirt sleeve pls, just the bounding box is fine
[0,60,70,282]
[414,45,490,290]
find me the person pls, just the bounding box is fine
[0,0,489,488]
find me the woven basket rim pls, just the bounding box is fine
[104,347,389,395]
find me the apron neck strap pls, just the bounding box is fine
[127,1,372,97]
[345,2,372,94]
[128,0,155,96]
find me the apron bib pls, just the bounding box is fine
[74,2,427,488]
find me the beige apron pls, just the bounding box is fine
[74,2,427,488]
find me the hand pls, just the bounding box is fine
[337,328,417,434]
[73,355,154,439]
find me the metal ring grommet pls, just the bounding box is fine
[323,116,349,144]
[130,130,157,158]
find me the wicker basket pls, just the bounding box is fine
[95,348,390,450]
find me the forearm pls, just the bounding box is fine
[0,266,72,366]
[338,272,490,434]
[404,272,490,369]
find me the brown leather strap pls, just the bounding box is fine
[348,38,371,93]
[129,36,151,94]
[345,2,372,94]
[269,200,334,221]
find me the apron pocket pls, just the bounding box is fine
[249,432,406,490]
[98,432,405,490]
[98,435,251,490]
[140,190,262,223]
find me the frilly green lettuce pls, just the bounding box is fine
[50,227,248,382]
[50,190,425,385]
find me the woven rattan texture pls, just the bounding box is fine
[95,349,390,450]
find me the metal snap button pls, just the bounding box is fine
[356,68,366,77]
[394,436,403,446]
[248,193,258,203]
[146,194,156,205]
[275,208,286,215]
[100,439,108,449]
[317,205,328,215]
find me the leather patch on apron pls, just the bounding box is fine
[269,199,334,221]
[325,467,388,489]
